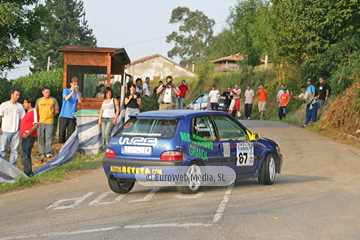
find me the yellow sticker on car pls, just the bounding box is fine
[110,166,163,175]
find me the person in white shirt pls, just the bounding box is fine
[157,76,180,110]
[244,84,254,120]
[0,88,26,166]
[142,77,151,97]
[208,85,220,110]
[228,84,241,117]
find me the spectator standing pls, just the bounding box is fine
[256,83,268,120]
[0,88,25,166]
[98,88,120,150]
[58,77,82,147]
[276,84,290,103]
[124,84,141,121]
[142,77,151,97]
[20,97,39,176]
[208,85,220,110]
[157,76,180,110]
[221,85,233,112]
[306,79,316,97]
[176,80,190,109]
[135,78,142,94]
[292,85,318,127]
[35,87,59,159]
[244,84,254,120]
[228,84,242,118]
[278,88,290,120]
[126,75,133,93]
[94,84,105,98]
[153,81,163,95]
[317,77,330,109]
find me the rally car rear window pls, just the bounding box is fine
[114,118,179,139]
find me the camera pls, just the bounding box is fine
[74,85,79,88]
[167,81,172,85]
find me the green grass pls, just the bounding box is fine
[0,152,104,195]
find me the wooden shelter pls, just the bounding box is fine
[58,46,130,110]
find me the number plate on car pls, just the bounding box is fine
[124,146,152,154]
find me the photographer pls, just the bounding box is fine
[156,76,180,110]
[59,77,82,147]
[176,79,190,109]
[124,84,141,122]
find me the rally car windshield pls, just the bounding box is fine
[114,118,179,139]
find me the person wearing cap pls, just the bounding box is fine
[292,85,317,127]
[306,79,316,97]
[278,88,290,120]
[244,84,254,120]
[157,76,180,110]
[228,84,242,118]
[221,85,233,112]
[208,85,220,110]
[276,84,290,103]
[256,83,268,120]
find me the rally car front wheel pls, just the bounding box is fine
[258,153,276,185]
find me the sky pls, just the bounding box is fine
[6,0,239,80]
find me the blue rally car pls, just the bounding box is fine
[102,110,283,194]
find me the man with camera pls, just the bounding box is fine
[58,77,82,147]
[157,76,180,110]
[176,79,190,109]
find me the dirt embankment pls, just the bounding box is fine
[320,80,360,142]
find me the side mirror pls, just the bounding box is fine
[247,131,261,141]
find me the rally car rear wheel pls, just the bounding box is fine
[176,162,203,194]
[108,176,135,194]
[258,153,276,185]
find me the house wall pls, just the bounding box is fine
[213,62,240,73]
[125,56,197,80]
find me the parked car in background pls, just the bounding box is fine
[187,93,225,111]
[102,110,283,194]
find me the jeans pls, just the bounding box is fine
[58,117,76,144]
[101,118,114,150]
[176,97,186,109]
[210,103,218,110]
[0,131,20,166]
[305,103,317,125]
[38,123,54,154]
[21,136,36,176]
[244,104,253,118]
[125,107,140,122]
[278,106,287,120]
[222,104,230,112]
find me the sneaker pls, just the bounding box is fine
[46,153,53,158]
[301,125,307,128]
[248,117,252,120]
[244,117,248,120]
[38,153,44,157]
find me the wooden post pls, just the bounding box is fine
[107,53,111,87]
[47,56,50,71]
[63,54,68,90]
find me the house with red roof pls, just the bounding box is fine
[211,53,245,73]
[125,54,197,80]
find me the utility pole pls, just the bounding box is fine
[47,56,51,71]
[192,61,195,72]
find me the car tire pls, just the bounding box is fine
[176,162,203,194]
[108,176,135,194]
[258,153,276,185]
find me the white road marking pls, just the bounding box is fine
[0,224,213,239]
[129,187,160,202]
[213,183,234,223]
[174,192,205,199]
[89,192,128,206]
[45,192,94,210]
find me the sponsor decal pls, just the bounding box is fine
[118,137,158,146]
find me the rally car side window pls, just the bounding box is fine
[212,115,247,141]
[192,115,217,141]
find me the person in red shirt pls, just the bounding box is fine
[278,88,290,120]
[176,79,190,109]
[256,83,268,120]
[20,97,39,176]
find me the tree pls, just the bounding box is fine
[26,0,97,73]
[166,7,215,67]
[0,0,42,72]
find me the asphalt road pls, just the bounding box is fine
[1,120,360,240]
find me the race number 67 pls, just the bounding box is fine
[238,152,248,164]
